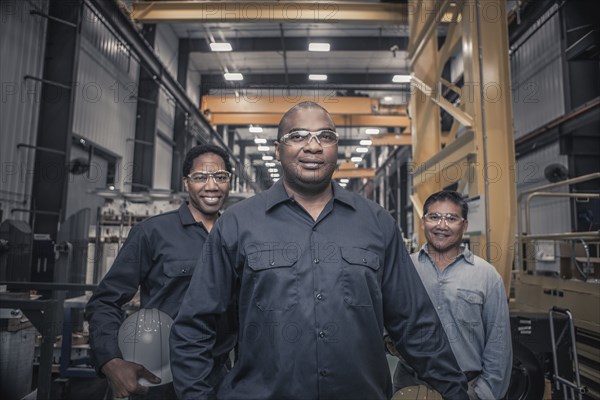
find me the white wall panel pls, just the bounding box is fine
[0,0,48,222]
[153,136,173,189]
[511,4,565,139]
[186,70,201,107]
[71,5,141,192]
[72,40,139,191]
[516,142,570,273]
[153,24,179,189]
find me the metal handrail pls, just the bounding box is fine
[516,173,600,273]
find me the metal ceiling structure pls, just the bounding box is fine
[127,0,426,184]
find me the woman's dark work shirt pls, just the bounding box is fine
[86,204,236,373]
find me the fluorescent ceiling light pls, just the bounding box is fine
[270,173,280,178]
[365,128,380,135]
[359,140,372,146]
[210,42,232,52]
[309,42,330,52]
[339,183,347,187]
[268,168,279,173]
[350,156,363,163]
[264,162,276,167]
[383,96,393,101]
[273,177,280,182]
[340,178,350,183]
[257,146,270,152]
[392,74,411,83]
[356,147,369,153]
[262,155,274,161]
[224,73,243,81]
[254,137,267,144]
[249,126,263,133]
[309,74,327,81]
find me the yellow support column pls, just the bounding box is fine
[409,0,516,293]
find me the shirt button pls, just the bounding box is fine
[270,261,275,266]
[437,306,441,310]
[320,370,328,376]
[181,268,187,273]
[314,258,320,264]
[362,258,367,263]
[316,293,323,300]
[318,331,325,338]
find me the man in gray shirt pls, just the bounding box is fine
[392,190,512,399]
[171,102,469,400]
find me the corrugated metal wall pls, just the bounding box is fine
[72,4,140,192]
[153,24,178,189]
[516,142,570,272]
[0,0,48,222]
[511,4,565,139]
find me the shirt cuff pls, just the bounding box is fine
[473,377,495,400]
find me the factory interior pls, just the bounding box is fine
[0,0,599,399]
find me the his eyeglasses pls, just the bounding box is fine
[187,170,231,184]
[423,212,465,225]
[279,130,339,147]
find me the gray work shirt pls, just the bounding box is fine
[395,245,512,399]
[170,181,468,400]
[86,204,236,373]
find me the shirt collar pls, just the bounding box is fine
[178,202,217,227]
[419,243,475,265]
[178,203,197,226]
[265,180,356,211]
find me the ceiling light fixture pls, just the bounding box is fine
[262,155,274,161]
[309,42,330,52]
[257,146,270,152]
[350,156,363,163]
[224,72,243,81]
[249,126,263,133]
[392,74,411,83]
[384,96,393,101]
[365,128,380,135]
[340,178,350,183]
[264,162,276,167]
[210,42,232,52]
[268,168,279,173]
[356,147,369,153]
[359,140,372,146]
[309,74,327,81]
[254,138,267,144]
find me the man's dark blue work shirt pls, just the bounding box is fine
[171,182,468,400]
[86,204,236,373]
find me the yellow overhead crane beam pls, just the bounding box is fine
[130,1,407,24]
[201,95,410,128]
[409,0,517,294]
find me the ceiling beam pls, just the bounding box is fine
[237,139,388,147]
[203,95,409,128]
[333,168,376,179]
[200,73,410,89]
[208,113,409,128]
[131,1,407,24]
[203,95,406,114]
[184,37,409,53]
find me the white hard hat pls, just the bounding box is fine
[118,308,173,386]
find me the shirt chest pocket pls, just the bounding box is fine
[455,288,484,324]
[341,247,381,307]
[247,250,298,311]
[162,260,196,279]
